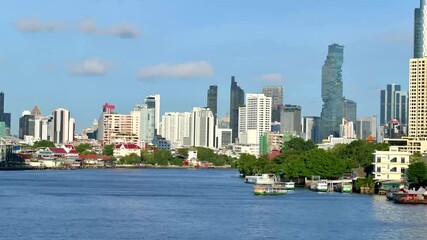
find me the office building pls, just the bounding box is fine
[53,108,74,144]
[207,85,218,120]
[160,112,192,148]
[320,44,344,140]
[280,104,302,137]
[190,107,215,149]
[343,98,357,123]
[145,94,161,134]
[302,116,321,143]
[238,94,272,144]
[355,116,377,141]
[262,86,283,122]
[380,84,408,135]
[19,111,35,139]
[414,0,427,58]
[230,76,244,143]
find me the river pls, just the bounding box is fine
[0,169,426,240]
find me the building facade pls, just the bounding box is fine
[207,85,218,121]
[190,107,215,149]
[53,108,74,144]
[238,94,272,145]
[414,0,427,58]
[262,86,283,122]
[380,84,408,135]
[373,146,410,181]
[343,98,357,123]
[302,116,321,143]
[230,76,244,143]
[320,44,345,140]
[355,116,377,141]
[160,112,192,148]
[280,104,302,136]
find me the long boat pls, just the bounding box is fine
[254,184,287,195]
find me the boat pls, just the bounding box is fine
[393,187,427,204]
[335,182,352,193]
[254,184,287,195]
[255,174,280,185]
[283,181,295,190]
[244,174,262,184]
[316,180,328,192]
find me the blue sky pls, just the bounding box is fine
[0,0,416,134]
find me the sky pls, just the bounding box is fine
[0,0,416,134]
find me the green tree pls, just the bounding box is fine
[32,140,55,148]
[407,162,427,185]
[410,152,423,163]
[102,144,114,156]
[76,143,92,153]
[141,150,155,164]
[154,150,173,166]
[120,153,142,164]
[177,148,189,158]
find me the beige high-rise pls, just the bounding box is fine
[409,58,427,138]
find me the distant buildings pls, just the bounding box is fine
[190,107,215,149]
[230,76,244,143]
[320,44,345,140]
[207,85,218,121]
[0,91,11,135]
[355,116,377,141]
[280,104,301,137]
[302,116,321,143]
[262,86,283,122]
[343,98,357,123]
[339,118,356,139]
[53,108,75,144]
[380,84,408,135]
[238,94,271,144]
[160,112,191,148]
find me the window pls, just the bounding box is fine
[390,157,397,163]
[401,157,405,163]
[377,157,381,163]
[390,167,397,172]
[401,168,406,173]
[376,167,381,173]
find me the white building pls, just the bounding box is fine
[145,94,161,133]
[160,112,192,148]
[233,144,260,157]
[113,144,142,158]
[190,107,215,149]
[238,94,272,144]
[215,128,232,148]
[53,108,74,144]
[339,118,356,139]
[372,146,410,181]
[356,116,377,141]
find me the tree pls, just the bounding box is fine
[102,144,114,156]
[154,150,173,166]
[177,148,189,158]
[76,143,92,153]
[283,137,317,152]
[32,140,55,149]
[120,153,142,164]
[407,162,427,185]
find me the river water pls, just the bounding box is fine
[0,169,426,240]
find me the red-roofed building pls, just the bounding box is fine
[113,144,142,158]
[49,147,79,159]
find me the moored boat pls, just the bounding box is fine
[245,174,262,184]
[255,174,280,185]
[311,180,328,192]
[254,184,287,195]
[284,181,295,190]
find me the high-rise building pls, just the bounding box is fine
[53,108,74,144]
[238,94,272,144]
[190,107,215,149]
[0,91,4,119]
[0,91,11,135]
[356,116,377,141]
[262,86,283,122]
[414,0,427,58]
[280,104,302,137]
[207,85,218,120]
[302,116,321,143]
[215,128,232,149]
[132,104,155,143]
[262,86,283,108]
[160,112,192,148]
[343,98,357,123]
[339,118,356,139]
[230,76,244,143]
[409,58,427,138]
[19,110,35,139]
[320,44,344,139]
[380,84,408,133]
[145,94,161,134]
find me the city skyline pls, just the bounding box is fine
[0,1,416,133]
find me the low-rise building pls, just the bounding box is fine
[372,146,410,181]
[113,144,141,158]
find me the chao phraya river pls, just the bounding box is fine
[1,169,426,239]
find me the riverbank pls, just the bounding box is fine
[0,164,233,171]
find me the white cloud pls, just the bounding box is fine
[254,73,284,82]
[14,18,65,33]
[138,61,214,80]
[70,58,112,76]
[79,19,141,38]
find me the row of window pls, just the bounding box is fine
[376,157,406,163]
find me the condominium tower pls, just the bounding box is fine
[230,76,244,143]
[320,44,344,140]
[414,0,427,58]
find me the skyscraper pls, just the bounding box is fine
[230,76,244,143]
[380,84,408,134]
[343,98,357,123]
[0,91,4,120]
[53,108,74,144]
[356,116,377,141]
[302,116,321,143]
[262,86,284,122]
[145,94,160,134]
[207,85,218,120]
[320,44,344,139]
[190,107,215,149]
[19,111,35,139]
[414,0,427,58]
[280,104,302,136]
[238,94,271,144]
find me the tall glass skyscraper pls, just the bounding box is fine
[207,85,218,121]
[230,76,244,143]
[414,0,427,58]
[0,91,4,120]
[320,44,344,139]
[343,98,357,123]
